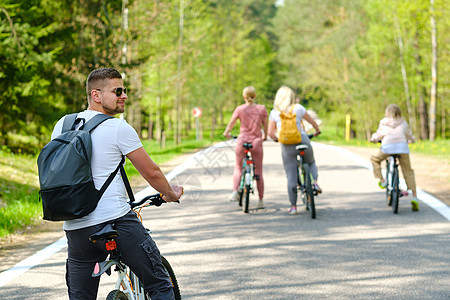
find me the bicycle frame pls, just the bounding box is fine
[113,265,143,299]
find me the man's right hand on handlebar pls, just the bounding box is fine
[162,185,184,202]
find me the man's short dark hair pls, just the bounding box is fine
[86,68,122,96]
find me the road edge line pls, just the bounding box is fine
[0,236,67,287]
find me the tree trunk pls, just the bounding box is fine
[429,0,437,140]
[394,15,414,130]
[413,25,429,140]
[156,96,161,142]
[210,107,217,140]
[148,119,153,140]
[176,0,184,145]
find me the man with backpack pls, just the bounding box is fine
[47,68,183,299]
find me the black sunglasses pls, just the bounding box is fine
[95,87,127,97]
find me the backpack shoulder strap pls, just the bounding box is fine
[288,105,295,114]
[82,113,113,132]
[98,156,135,203]
[61,113,78,133]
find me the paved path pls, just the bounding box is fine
[1,140,449,299]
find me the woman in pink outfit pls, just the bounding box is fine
[223,86,268,208]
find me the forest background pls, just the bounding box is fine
[0,0,448,237]
[1,0,448,152]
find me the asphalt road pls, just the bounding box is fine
[1,140,449,299]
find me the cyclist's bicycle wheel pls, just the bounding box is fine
[391,170,400,214]
[106,290,128,300]
[162,256,182,300]
[242,184,250,213]
[303,164,316,219]
[238,188,243,207]
[241,165,252,213]
[238,166,246,207]
[296,163,306,206]
[385,163,392,206]
[130,256,181,300]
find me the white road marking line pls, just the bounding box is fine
[0,236,67,287]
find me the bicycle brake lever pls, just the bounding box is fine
[151,197,166,206]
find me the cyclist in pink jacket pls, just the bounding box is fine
[370,104,419,211]
[223,86,268,208]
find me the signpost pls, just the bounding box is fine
[192,107,202,140]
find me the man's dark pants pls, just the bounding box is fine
[65,210,175,300]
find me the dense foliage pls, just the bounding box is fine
[0,0,447,154]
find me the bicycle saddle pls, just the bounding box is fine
[243,143,253,150]
[295,144,308,151]
[89,223,119,243]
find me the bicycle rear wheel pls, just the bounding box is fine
[243,185,250,213]
[106,290,128,300]
[162,256,182,300]
[303,164,316,219]
[238,189,243,207]
[296,158,306,206]
[238,168,245,207]
[385,161,392,206]
[391,169,400,214]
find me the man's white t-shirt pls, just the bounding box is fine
[51,110,142,230]
[269,103,307,134]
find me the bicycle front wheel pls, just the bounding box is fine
[391,169,400,214]
[162,256,182,300]
[303,164,316,219]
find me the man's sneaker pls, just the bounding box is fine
[378,180,387,189]
[411,198,419,211]
[257,200,264,209]
[289,206,297,215]
[313,183,322,194]
[229,191,238,202]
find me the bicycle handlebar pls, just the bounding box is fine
[129,193,167,209]
[273,133,315,143]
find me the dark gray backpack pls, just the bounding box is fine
[37,113,133,221]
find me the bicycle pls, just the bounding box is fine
[237,142,257,213]
[384,154,402,214]
[89,193,181,300]
[295,134,319,219]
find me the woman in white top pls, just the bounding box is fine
[268,86,321,215]
[370,104,419,211]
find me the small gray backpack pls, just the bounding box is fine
[37,113,132,221]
